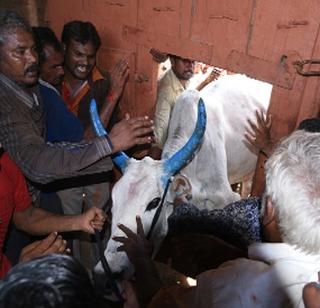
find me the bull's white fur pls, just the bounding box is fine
[163,74,272,209]
[266,131,320,254]
[95,74,272,276]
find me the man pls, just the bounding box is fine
[116,130,320,307]
[33,26,84,143]
[0,254,97,307]
[33,26,64,94]
[0,148,105,277]
[32,26,114,268]
[150,55,195,159]
[60,21,129,236]
[61,20,128,131]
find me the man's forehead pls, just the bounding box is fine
[67,38,97,54]
[43,44,63,61]
[1,27,34,48]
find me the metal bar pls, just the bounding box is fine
[294,59,320,76]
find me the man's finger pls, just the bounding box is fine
[30,232,58,253]
[247,119,258,132]
[91,221,104,230]
[244,133,256,145]
[134,136,154,145]
[266,114,272,128]
[42,235,66,255]
[118,223,137,238]
[255,109,264,122]
[91,207,106,220]
[136,216,145,237]
[127,116,152,126]
[132,127,154,138]
[56,240,68,254]
[20,239,43,255]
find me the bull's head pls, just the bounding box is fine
[90,96,206,277]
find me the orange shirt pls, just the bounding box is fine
[61,67,104,115]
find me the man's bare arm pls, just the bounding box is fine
[13,206,106,236]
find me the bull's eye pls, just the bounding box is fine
[145,197,161,211]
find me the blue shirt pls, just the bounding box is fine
[39,84,84,143]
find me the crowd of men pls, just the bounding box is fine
[0,9,319,308]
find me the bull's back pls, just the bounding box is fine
[201,74,272,183]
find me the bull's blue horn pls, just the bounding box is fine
[90,98,129,173]
[162,97,206,185]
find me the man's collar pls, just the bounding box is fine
[0,73,38,109]
[168,68,190,91]
[39,79,61,96]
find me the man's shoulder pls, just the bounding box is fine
[158,69,172,83]
[0,84,14,113]
[89,67,111,93]
[157,69,179,92]
[93,66,111,82]
[95,67,110,79]
[39,80,60,96]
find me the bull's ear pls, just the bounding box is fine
[145,197,161,211]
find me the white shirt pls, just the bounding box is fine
[194,243,320,307]
[153,69,189,149]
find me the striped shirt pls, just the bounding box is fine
[0,73,113,202]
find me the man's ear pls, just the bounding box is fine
[62,43,66,54]
[262,197,276,226]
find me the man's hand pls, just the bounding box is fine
[77,207,107,234]
[110,59,129,102]
[19,232,68,263]
[109,115,154,152]
[113,216,152,265]
[114,217,163,307]
[244,110,274,158]
[303,273,320,308]
[197,68,222,91]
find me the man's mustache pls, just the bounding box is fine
[24,64,38,74]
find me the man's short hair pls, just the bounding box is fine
[32,26,62,65]
[0,10,32,46]
[265,130,320,254]
[0,254,97,308]
[61,20,101,50]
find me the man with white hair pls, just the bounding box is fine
[115,130,320,308]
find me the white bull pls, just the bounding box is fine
[93,74,272,277]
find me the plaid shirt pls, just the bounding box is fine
[0,73,113,202]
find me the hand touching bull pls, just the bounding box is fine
[245,110,274,158]
[109,115,154,153]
